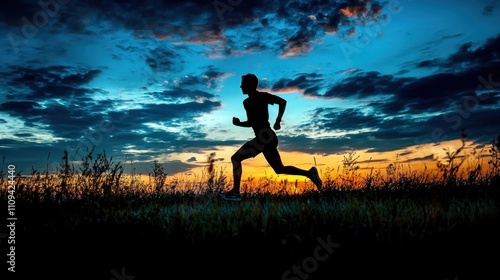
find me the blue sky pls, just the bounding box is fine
[1,0,499,180]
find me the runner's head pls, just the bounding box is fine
[241,73,258,94]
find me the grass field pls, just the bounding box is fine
[2,136,500,280]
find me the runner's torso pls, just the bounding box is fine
[243,91,280,135]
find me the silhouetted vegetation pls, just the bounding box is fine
[1,132,499,279]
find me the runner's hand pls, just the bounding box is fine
[233,117,241,126]
[273,120,281,130]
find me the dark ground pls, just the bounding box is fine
[5,183,500,280]
[9,220,499,280]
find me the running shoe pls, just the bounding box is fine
[219,190,242,201]
[309,167,322,190]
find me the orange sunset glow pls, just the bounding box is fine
[156,136,494,193]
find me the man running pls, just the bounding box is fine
[219,73,322,201]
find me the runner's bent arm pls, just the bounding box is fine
[233,117,252,127]
[273,96,286,130]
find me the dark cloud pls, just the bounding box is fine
[108,100,221,128]
[384,67,500,116]
[280,23,316,57]
[145,47,182,73]
[400,154,434,164]
[0,99,110,138]
[483,5,494,16]
[0,101,40,113]
[308,107,383,131]
[1,65,102,100]
[0,61,224,159]
[292,95,500,155]
[0,0,393,58]
[0,0,43,26]
[202,66,227,87]
[0,65,119,139]
[274,0,391,56]
[270,72,324,95]
[168,66,226,90]
[416,35,500,70]
[276,131,404,156]
[379,72,477,115]
[152,88,217,101]
[321,71,413,99]
[289,34,500,154]
[317,35,500,116]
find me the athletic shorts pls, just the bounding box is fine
[237,127,281,163]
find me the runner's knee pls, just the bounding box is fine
[231,153,243,163]
[270,164,285,174]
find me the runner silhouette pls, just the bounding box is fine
[219,73,322,201]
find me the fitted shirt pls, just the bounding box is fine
[243,91,280,135]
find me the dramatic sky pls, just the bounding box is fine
[1,0,499,183]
